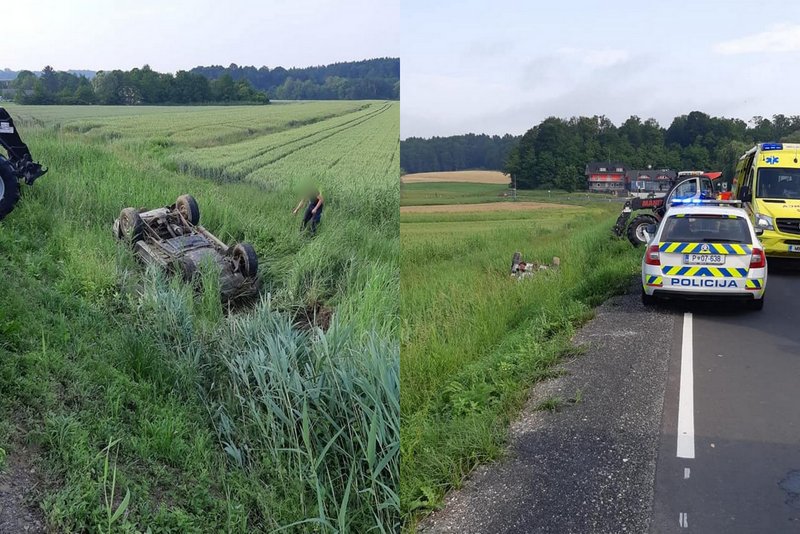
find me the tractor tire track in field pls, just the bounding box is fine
[174,106,376,172]
[221,102,389,167]
[177,103,392,182]
[235,103,393,180]
[172,102,373,148]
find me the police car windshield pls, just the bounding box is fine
[661,215,752,244]
[756,168,800,199]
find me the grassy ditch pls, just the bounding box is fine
[400,203,641,527]
[0,103,398,532]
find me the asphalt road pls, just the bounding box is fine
[651,262,800,533]
[422,264,800,533]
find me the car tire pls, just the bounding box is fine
[179,256,198,282]
[627,215,658,247]
[748,296,764,311]
[511,251,521,274]
[176,194,200,225]
[232,243,258,278]
[119,208,144,245]
[0,158,20,222]
[641,288,656,306]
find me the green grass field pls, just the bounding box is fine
[400,181,624,207]
[399,192,641,528]
[1,102,399,532]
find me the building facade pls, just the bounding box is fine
[625,169,677,195]
[585,162,627,193]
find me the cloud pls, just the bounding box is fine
[558,47,631,68]
[713,24,800,54]
[463,39,515,59]
[517,47,632,98]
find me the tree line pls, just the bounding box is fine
[7,65,268,105]
[402,112,800,191]
[191,58,399,100]
[2,58,399,104]
[400,133,520,173]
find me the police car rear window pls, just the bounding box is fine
[660,215,752,244]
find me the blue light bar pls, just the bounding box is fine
[761,142,783,150]
[669,198,742,207]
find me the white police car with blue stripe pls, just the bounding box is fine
[641,199,767,310]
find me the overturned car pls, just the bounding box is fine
[114,195,259,300]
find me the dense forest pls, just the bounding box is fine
[400,133,520,173]
[0,58,400,104]
[403,112,800,191]
[191,58,399,100]
[5,65,268,105]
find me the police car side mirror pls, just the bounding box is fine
[755,227,764,237]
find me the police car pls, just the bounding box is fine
[641,199,767,310]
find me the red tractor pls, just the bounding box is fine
[613,171,727,246]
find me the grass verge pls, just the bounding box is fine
[400,203,641,528]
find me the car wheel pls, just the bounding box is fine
[0,159,20,222]
[748,296,764,311]
[641,288,656,306]
[119,208,144,245]
[176,194,200,225]
[511,251,521,274]
[179,256,198,282]
[627,215,658,247]
[232,243,258,278]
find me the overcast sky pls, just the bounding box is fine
[6,0,398,72]
[402,0,800,138]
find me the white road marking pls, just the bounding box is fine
[679,512,688,528]
[677,312,695,459]
[684,467,690,479]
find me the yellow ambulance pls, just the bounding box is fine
[732,142,800,256]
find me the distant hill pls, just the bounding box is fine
[0,68,95,81]
[191,58,399,100]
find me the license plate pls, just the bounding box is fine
[683,254,724,265]
[790,245,800,253]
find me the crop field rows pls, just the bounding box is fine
[10,101,370,148]
[173,101,394,184]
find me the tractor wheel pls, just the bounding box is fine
[627,215,658,247]
[0,159,20,222]
[176,194,200,225]
[119,208,145,245]
[232,243,258,278]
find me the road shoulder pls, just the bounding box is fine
[420,283,676,533]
